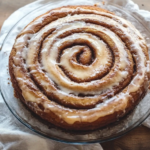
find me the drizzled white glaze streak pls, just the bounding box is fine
[10,6,149,127]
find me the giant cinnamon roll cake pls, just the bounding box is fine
[9,5,150,131]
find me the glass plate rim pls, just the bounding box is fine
[0,2,150,144]
[1,90,150,145]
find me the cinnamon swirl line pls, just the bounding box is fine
[9,6,150,130]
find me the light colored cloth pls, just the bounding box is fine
[0,0,150,149]
[0,93,102,149]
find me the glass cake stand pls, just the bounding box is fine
[0,0,150,144]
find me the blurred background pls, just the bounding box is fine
[0,0,150,29]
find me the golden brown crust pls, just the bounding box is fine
[9,5,149,131]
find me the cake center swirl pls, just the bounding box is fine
[77,47,92,65]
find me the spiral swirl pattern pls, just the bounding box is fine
[9,6,150,130]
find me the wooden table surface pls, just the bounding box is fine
[0,0,150,150]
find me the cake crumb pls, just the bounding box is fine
[142,4,144,6]
[94,1,105,7]
[102,1,105,5]
[94,3,99,7]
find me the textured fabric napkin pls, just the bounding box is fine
[0,0,150,149]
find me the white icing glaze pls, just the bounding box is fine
[24,19,130,95]
[11,6,149,125]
